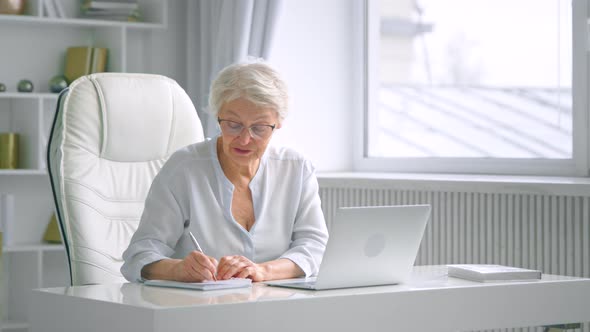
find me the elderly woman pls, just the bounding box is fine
[121,61,329,283]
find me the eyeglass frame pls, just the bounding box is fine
[217,117,277,140]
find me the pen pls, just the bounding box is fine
[188,231,216,281]
[188,231,203,253]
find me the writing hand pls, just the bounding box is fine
[176,251,218,282]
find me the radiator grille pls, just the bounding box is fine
[319,187,590,277]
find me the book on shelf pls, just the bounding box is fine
[82,7,139,15]
[64,46,92,84]
[0,133,19,169]
[43,0,67,18]
[144,278,252,291]
[0,193,14,247]
[80,0,141,21]
[43,214,62,244]
[54,0,67,18]
[64,47,109,84]
[82,0,138,11]
[43,0,57,18]
[447,264,542,282]
[82,12,140,22]
[90,47,108,75]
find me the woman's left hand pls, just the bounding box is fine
[216,255,267,281]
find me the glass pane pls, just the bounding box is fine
[370,0,572,158]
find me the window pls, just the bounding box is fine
[357,0,589,176]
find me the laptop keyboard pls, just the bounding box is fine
[283,281,316,289]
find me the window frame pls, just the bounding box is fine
[353,0,590,176]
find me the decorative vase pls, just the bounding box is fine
[0,133,19,169]
[17,79,33,92]
[49,75,68,93]
[0,0,26,15]
[0,83,5,92]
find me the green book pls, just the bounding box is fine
[64,46,93,84]
[91,47,108,74]
[64,46,109,84]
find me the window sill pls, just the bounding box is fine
[316,172,590,197]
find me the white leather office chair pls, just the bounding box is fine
[47,73,204,285]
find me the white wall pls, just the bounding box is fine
[143,1,188,86]
[268,0,355,171]
[153,0,355,171]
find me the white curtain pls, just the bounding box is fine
[187,0,284,137]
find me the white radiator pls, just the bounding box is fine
[318,181,590,331]
[319,186,590,277]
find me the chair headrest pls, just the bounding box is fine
[65,73,202,162]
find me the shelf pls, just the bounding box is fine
[1,320,29,330]
[0,13,165,29]
[3,243,64,253]
[0,92,58,99]
[0,1,170,328]
[0,170,47,176]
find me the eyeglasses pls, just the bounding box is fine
[218,118,276,140]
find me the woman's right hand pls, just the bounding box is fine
[175,251,219,282]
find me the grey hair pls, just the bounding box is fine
[207,61,289,122]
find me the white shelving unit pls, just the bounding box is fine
[0,1,169,331]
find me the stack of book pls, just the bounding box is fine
[64,46,109,84]
[447,264,542,282]
[80,0,140,22]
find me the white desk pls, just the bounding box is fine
[30,266,590,332]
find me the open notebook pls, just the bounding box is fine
[144,278,252,291]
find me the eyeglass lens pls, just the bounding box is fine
[219,120,274,139]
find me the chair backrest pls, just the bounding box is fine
[47,73,204,285]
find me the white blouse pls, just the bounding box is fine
[121,136,329,282]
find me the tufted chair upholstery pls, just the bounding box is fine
[47,73,204,285]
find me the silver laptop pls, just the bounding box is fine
[265,205,431,290]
